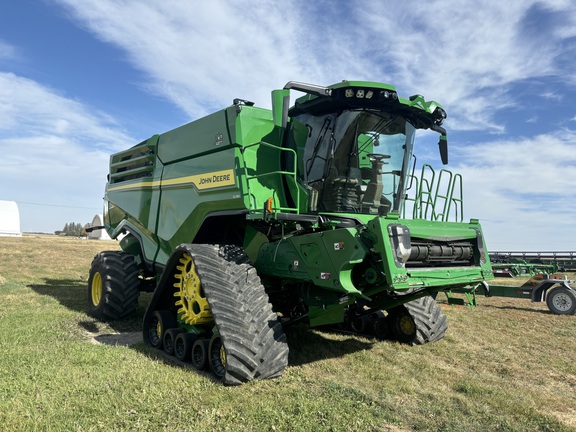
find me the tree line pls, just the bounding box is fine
[54,222,87,237]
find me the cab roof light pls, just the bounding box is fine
[380,90,398,100]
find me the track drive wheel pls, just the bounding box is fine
[546,286,576,315]
[387,296,447,345]
[179,244,289,384]
[88,251,140,321]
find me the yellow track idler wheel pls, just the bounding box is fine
[173,253,212,325]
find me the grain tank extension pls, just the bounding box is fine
[88,81,493,384]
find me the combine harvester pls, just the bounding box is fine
[87,80,498,384]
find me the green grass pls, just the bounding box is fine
[0,235,575,431]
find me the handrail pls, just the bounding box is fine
[405,164,463,222]
[240,141,299,215]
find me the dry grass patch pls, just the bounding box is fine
[0,235,575,431]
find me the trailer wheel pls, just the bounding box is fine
[546,287,576,315]
[88,251,140,321]
[388,296,447,345]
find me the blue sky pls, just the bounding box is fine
[0,0,575,251]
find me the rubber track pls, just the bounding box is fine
[403,296,448,345]
[90,251,140,320]
[188,244,289,385]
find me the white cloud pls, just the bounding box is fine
[0,72,131,148]
[55,1,313,119]
[541,91,564,101]
[54,0,576,134]
[452,131,576,250]
[358,1,576,133]
[0,72,135,232]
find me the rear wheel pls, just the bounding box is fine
[349,315,373,334]
[546,287,576,315]
[388,296,447,345]
[88,251,140,321]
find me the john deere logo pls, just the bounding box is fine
[193,170,235,189]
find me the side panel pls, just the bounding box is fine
[157,110,232,164]
[105,136,162,263]
[154,148,245,264]
[154,108,243,264]
[153,105,282,265]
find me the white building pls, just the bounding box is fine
[88,214,111,240]
[0,201,22,237]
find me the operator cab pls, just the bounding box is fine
[274,81,447,219]
[293,109,415,215]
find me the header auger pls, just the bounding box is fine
[88,80,493,384]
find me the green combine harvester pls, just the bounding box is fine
[88,80,494,384]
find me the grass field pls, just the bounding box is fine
[0,235,574,431]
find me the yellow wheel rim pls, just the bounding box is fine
[220,344,227,368]
[156,321,162,339]
[91,272,103,307]
[173,253,213,325]
[399,315,416,335]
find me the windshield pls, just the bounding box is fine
[296,110,415,215]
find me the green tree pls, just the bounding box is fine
[59,222,84,236]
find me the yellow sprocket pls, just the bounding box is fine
[173,253,213,325]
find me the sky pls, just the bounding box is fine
[0,0,575,251]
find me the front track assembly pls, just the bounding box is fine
[143,244,289,385]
